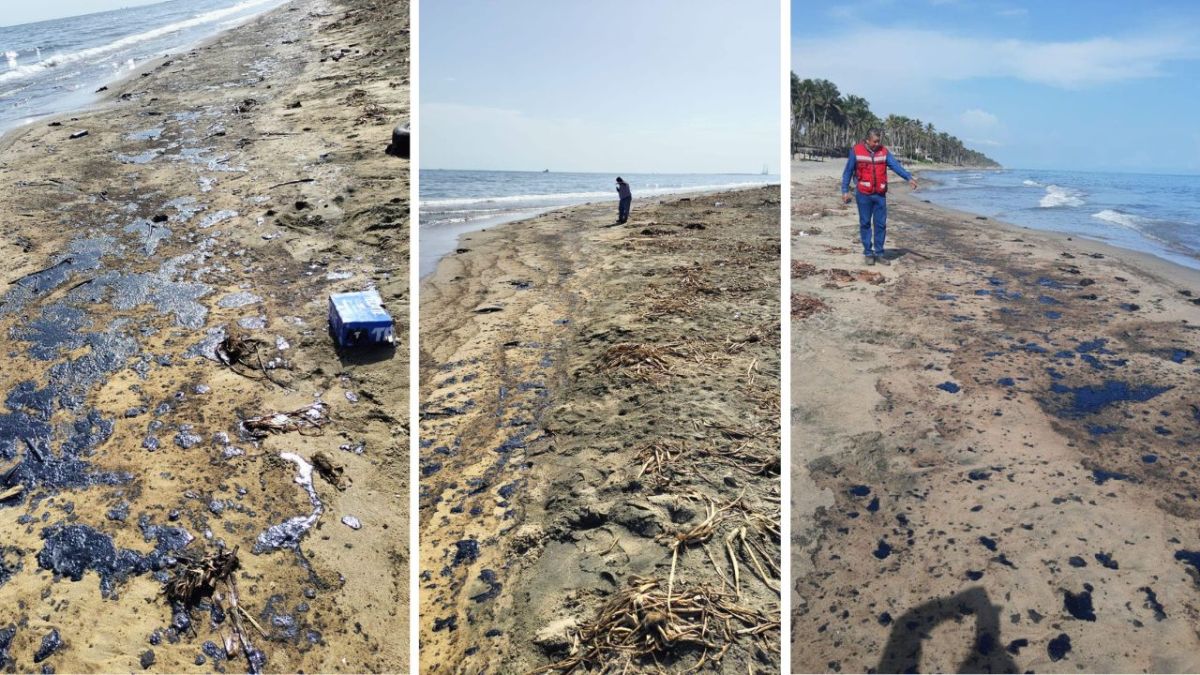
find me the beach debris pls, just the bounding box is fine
[215,330,289,388]
[791,261,819,279]
[529,576,775,673]
[328,290,395,347]
[161,547,265,673]
[216,330,260,367]
[635,442,691,488]
[163,547,240,606]
[791,293,829,319]
[341,515,362,530]
[254,453,322,554]
[825,268,885,286]
[386,123,410,158]
[312,451,350,490]
[69,130,89,139]
[234,98,258,114]
[598,343,681,381]
[267,177,315,190]
[241,402,328,438]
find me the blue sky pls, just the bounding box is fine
[421,1,780,174]
[1,0,164,27]
[793,0,1200,174]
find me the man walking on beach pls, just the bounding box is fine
[841,129,918,265]
[616,177,632,224]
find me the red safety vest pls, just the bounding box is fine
[854,142,889,195]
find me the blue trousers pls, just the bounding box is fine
[855,192,887,256]
[618,197,631,222]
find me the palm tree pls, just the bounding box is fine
[789,73,999,166]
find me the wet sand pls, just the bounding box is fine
[0,0,409,671]
[790,159,1200,673]
[420,188,782,673]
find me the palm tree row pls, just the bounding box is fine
[791,74,999,167]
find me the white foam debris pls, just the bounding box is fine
[253,452,323,553]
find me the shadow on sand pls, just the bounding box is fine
[876,587,1017,674]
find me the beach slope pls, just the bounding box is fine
[791,159,1200,673]
[0,0,409,671]
[420,187,782,673]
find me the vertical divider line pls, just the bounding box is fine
[408,0,421,670]
[779,0,793,670]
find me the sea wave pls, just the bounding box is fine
[1022,179,1042,187]
[1090,208,1185,251]
[0,0,282,85]
[422,181,773,209]
[1038,184,1084,208]
[1092,209,1145,229]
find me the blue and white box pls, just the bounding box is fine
[328,290,395,347]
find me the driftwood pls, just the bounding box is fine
[241,402,329,438]
[216,331,289,389]
[528,575,775,674]
[164,547,240,606]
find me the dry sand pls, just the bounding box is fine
[0,0,409,671]
[791,159,1200,673]
[420,188,782,673]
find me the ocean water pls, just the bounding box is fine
[921,169,1200,271]
[419,169,779,277]
[0,0,289,134]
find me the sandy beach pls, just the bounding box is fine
[419,187,782,673]
[790,159,1200,672]
[0,0,409,671]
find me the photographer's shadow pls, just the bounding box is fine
[876,586,1017,674]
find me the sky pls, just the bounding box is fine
[421,1,780,174]
[792,0,1200,174]
[0,0,165,27]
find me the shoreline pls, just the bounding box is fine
[791,159,1200,672]
[0,0,296,146]
[419,180,781,281]
[902,168,1200,287]
[793,159,1200,288]
[913,167,1200,274]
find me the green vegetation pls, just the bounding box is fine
[791,74,1000,167]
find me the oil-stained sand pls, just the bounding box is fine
[791,160,1200,673]
[420,188,782,673]
[0,0,409,671]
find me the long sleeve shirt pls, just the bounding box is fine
[841,147,913,194]
[616,182,631,200]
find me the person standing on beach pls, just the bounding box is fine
[616,176,632,224]
[841,129,918,265]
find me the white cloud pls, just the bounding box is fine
[960,108,999,128]
[794,28,1199,90]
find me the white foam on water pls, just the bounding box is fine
[422,181,774,209]
[0,0,283,85]
[1038,184,1084,208]
[1022,179,1042,187]
[4,50,16,69]
[1092,209,1144,229]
